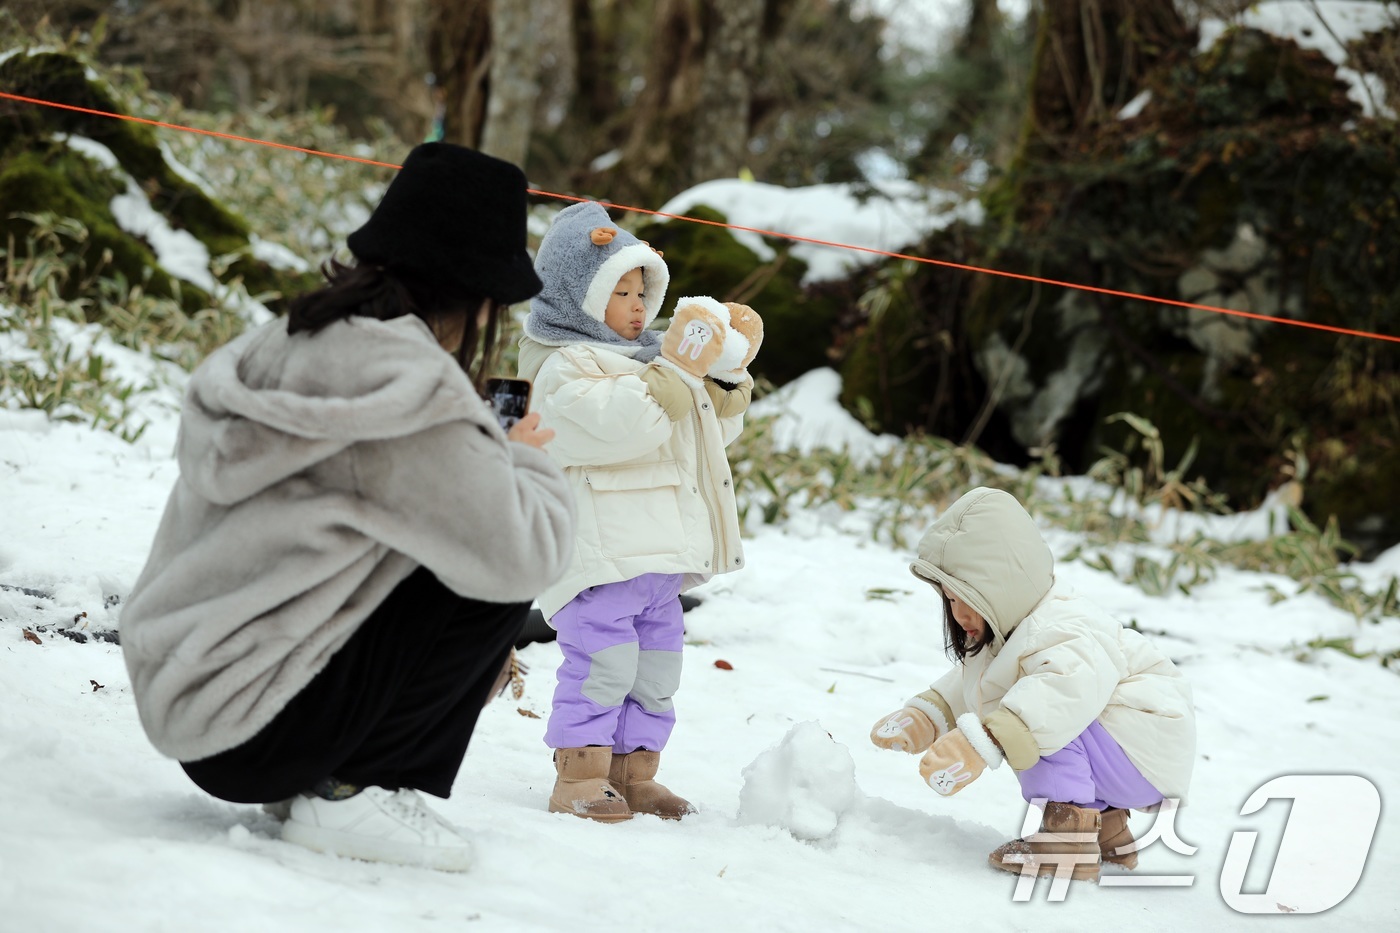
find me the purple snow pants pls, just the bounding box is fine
[1015,720,1164,811]
[545,573,685,754]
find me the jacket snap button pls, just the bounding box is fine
[692,486,698,493]
[702,402,710,410]
[735,557,742,565]
[723,479,730,486]
[704,561,710,567]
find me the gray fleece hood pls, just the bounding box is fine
[178,314,486,506]
[909,487,1054,646]
[523,201,670,359]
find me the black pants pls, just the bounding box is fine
[181,567,529,802]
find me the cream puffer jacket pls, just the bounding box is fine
[518,336,745,619]
[906,487,1196,803]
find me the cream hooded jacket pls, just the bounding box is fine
[518,336,745,620]
[121,315,576,761]
[905,487,1196,802]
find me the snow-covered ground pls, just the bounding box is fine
[4,4,1399,921]
[3,362,1399,932]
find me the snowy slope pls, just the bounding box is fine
[3,364,1399,933]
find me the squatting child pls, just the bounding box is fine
[870,486,1196,880]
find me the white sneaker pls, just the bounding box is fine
[261,799,293,821]
[281,787,475,872]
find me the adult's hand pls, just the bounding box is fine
[508,411,555,449]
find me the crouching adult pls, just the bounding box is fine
[120,143,575,872]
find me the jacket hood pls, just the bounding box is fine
[523,201,670,359]
[177,315,485,506]
[909,487,1054,646]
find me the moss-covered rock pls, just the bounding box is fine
[0,50,318,313]
[0,145,204,310]
[634,204,846,386]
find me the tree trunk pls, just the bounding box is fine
[532,0,576,134]
[358,0,434,142]
[982,0,1189,237]
[607,0,780,206]
[428,0,493,148]
[481,0,542,167]
[919,0,1010,166]
[1027,0,1188,148]
[612,0,705,204]
[569,0,618,129]
[690,0,764,182]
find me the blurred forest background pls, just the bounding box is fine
[4,0,1400,555]
[4,0,1037,206]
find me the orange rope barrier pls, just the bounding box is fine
[3,89,1397,345]
[560,194,1399,345]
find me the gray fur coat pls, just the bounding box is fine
[120,314,575,761]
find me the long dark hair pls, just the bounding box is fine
[287,259,503,391]
[941,588,994,662]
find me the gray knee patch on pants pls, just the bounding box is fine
[630,649,683,713]
[581,641,640,707]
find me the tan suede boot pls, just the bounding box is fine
[609,750,695,820]
[549,747,632,822]
[1099,807,1138,868]
[988,802,1102,881]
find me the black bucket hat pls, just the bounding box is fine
[347,143,543,305]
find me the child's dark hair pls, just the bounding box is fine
[940,588,994,661]
[287,259,502,392]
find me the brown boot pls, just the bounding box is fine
[548,747,632,822]
[1099,807,1138,868]
[988,802,1102,881]
[608,750,695,820]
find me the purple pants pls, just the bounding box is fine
[545,573,685,754]
[1016,720,1164,811]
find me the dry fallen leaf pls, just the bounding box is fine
[90,680,105,692]
[516,708,541,719]
[22,628,41,645]
[714,659,733,670]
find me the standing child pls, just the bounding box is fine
[518,200,761,821]
[869,486,1195,880]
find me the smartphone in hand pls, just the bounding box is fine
[485,377,532,431]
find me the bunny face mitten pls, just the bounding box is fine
[658,296,765,384]
[918,713,1004,797]
[710,301,763,384]
[869,707,940,754]
[659,299,727,382]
